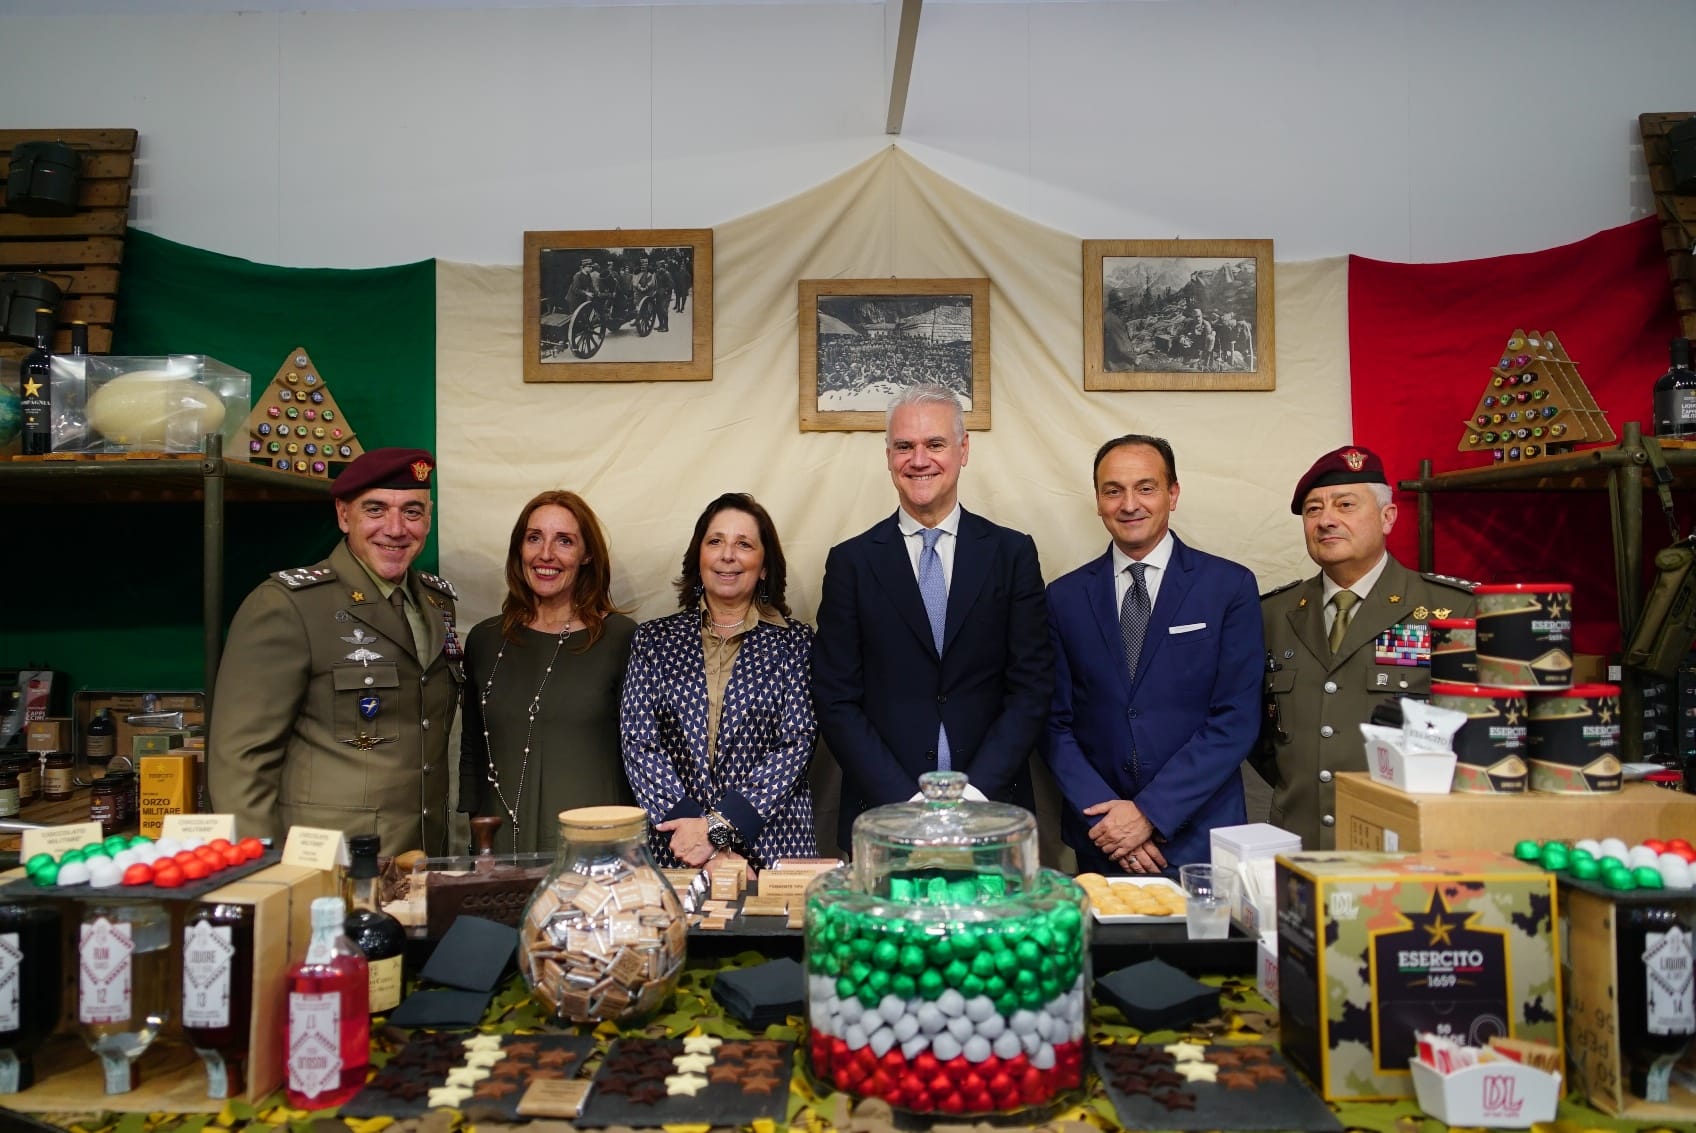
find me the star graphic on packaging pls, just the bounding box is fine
[1424,915,1455,947]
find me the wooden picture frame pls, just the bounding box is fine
[523,228,713,383]
[798,278,990,432]
[1083,238,1273,391]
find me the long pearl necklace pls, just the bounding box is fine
[481,620,576,851]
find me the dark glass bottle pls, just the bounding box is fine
[69,320,87,356]
[182,902,255,1099]
[1654,338,1696,439]
[1616,903,1694,1101]
[0,902,63,1093]
[343,834,405,1016]
[19,307,53,456]
[85,707,117,770]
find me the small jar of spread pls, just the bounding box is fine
[9,754,39,806]
[89,777,123,837]
[0,763,19,819]
[41,752,75,803]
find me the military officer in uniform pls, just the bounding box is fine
[209,448,463,854]
[1254,445,1474,849]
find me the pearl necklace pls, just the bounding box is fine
[481,620,576,851]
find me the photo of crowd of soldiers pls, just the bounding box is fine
[813,294,976,412]
[1100,256,1258,374]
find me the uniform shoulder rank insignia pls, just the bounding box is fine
[1421,571,1478,593]
[273,565,335,590]
[418,572,459,601]
[1260,579,1302,601]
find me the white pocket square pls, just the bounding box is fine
[1169,622,1208,634]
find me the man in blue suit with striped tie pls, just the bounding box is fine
[813,383,1054,849]
[1042,435,1263,875]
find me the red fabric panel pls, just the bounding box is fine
[1348,218,1681,653]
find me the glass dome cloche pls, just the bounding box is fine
[804,772,1090,1118]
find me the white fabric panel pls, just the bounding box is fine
[437,147,1350,631]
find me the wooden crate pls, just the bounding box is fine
[0,128,138,361]
[1639,112,1696,341]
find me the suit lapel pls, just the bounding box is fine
[1286,575,1332,668]
[869,513,942,655]
[942,510,992,655]
[410,575,447,664]
[1082,551,1125,689]
[673,617,714,771]
[1133,537,1193,687]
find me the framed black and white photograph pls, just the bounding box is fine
[523,228,713,383]
[798,278,990,432]
[1083,239,1274,391]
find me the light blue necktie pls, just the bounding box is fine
[919,527,951,771]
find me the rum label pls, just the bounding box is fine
[288,991,341,1097]
[79,918,134,1024]
[182,921,233,1029]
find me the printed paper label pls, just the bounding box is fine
[0,932,20,1033]
[79,918,134,1025]
[369,954,403,1014]
[1645,925,1695,1035]
[182,921,233,1029]
[288,991,342,1098]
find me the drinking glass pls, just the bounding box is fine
[1178,863,1233,940]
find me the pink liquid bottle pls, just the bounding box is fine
[285,896,369,1110]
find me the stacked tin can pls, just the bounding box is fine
[1431,583,1620,794]
[804,772,1089,1118]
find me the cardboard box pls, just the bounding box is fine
[24,718,69,752]
[1561,884,1696,1120]
[1275,850,1561,1101]
[1335,772,1696,852]
[3,862,336,1112]
[139,751,196,836]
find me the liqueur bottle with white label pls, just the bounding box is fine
[1654,338,1696,439]
[182,902,255,1099]
[0,902,62,1092]
[343,834,405,1017]
[1617,903,1694,1101]
[79,900,171,1093]
[285,896,367,1110]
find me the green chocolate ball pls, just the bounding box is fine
[24,853,53,877]
[943,959,969,987]
[1513,839,1542,861]
[1604,869,1638,891]
[918,969,945,1000]
[59,849,85,865]
[899,944,927,976]
[1569,858,1602,881]
[1014,939,1042,966]
[928,938,955,966]
[1539,844,1570,872]
[32,863,58,887]
[872,939,899,968]
[891,973,917,1000]
[1634,866,1666,889]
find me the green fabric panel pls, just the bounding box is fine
[0,230,435,696]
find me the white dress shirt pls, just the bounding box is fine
[1321,551,1391,634]
[897,503,962,588]
[1112,530,1175,612]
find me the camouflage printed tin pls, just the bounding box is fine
[1275,850,1562,1101]
[1429,682,1528,794]
[1473,583,1573,689]
[1428,618,1477,684]
[1527,683,1623,794]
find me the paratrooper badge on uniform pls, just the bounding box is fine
[274,566,336,590]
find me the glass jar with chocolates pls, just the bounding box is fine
[804,772,1091,1119]
[517,806,687,1025]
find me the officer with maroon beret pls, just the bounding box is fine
[209,448,463,855]
[1251,445,1475,849]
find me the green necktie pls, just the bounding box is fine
[1328,590,1359,653]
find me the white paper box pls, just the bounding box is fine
[1256,931,1279,1005]
[1362,724,1457,794]
[1211,822,1301,933]
[1409,1059,1560,1127]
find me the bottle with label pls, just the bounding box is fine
[0,902,63,1093]
[19,307,52,456]
[1653,338,1696,439]
[343,834,405,1017]
[286,896,368,1110]
[182,902,255,1099]
[42,751,75,802]
[85,708,117,773]
[1617,902,1695,1101]
[79,900,171,1094]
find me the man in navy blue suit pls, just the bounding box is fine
[812,383,1053,848]
[1042,435,1263,874]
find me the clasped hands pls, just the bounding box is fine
[655,815,744,870]
[1083,798,1167,874]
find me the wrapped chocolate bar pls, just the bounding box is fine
[518,806,688,1025]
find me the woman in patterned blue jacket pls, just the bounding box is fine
[620,492,819,869]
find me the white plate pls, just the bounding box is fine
[1087,876,1188,923]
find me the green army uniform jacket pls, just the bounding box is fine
[208,540,463,855]
[1254,556,1474,850]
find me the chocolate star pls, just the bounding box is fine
[476,1077,519,1098]
[594,1073,635,1097]
[369,1069,411,1092]
[490,1059,530,1080]
[389,1077,435,1102]
[1249,1062,1286,1082]
[1166,1042,1207,1063]
[740,1053,784,1075]
[629,1081,667,1105]
[744,1039,786,1056]
[665,1073,710,1097]
[1219,1070,1258,1090]
[1111,1072,1152,1094]
[742,1071,780,1095]
[671,1052,715,1074]
[536,1047,578,1068]
[707,1062,743,1085]
[1155,1089,1197,1111]
[682,1035,724,1055]
[504,1040,541,1058]
[1175,1061,1219,1084]
[462,1033,504,1053]
[427,1084,473,1108]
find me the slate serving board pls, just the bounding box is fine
[1094,1041,1342,1132]
[576,1036,794,1128]
[340,1031,596,1120]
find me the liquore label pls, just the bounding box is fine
[182,921,233,1029]
[288,991,341,1097]
[1644,925,1695,1035]
[79,918,133,1025]
[0,932,19,1032]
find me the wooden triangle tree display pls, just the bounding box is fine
[237,346,366,478]
[1458,329,1615,463]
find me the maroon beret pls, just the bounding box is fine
[332,447,435,500]
[1290,444,1387,514]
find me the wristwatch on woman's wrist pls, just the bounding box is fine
[705,811,736,851]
